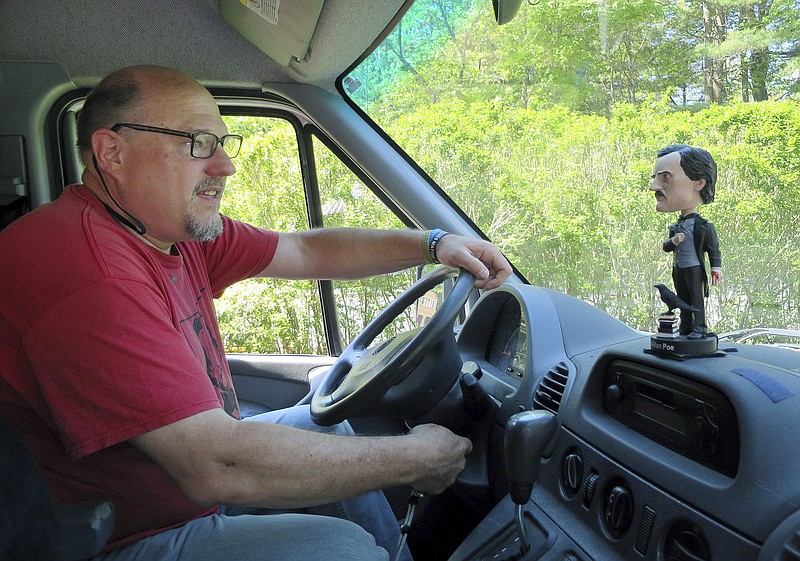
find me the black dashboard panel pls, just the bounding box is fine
[602,359,739,477]
[569,338,800,547]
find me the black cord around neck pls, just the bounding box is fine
[92,154,147,236]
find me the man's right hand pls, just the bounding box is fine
[405,424,473,495]
[671,232,685,245]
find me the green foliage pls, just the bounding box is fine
[343,0,799,334]
[313,134,415,344]
[216,1,800,355]
[215,116,328,354]
[215,118,418,354]
[216,278,327,354]
[389,96,800,332]
[352,0,799,111]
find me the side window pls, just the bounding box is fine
[313,135,439,346]
[216,116,442,355]
[217,115,327,354]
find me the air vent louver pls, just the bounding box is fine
[533,361,570,414]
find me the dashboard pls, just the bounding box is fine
[446,283,800,561]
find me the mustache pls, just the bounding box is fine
[193,177,226,195]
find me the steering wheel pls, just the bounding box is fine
[311,266,475,426]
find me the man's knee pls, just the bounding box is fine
[310,515,391,560]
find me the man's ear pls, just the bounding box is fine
[90,128,123,174]
[693,178,706,192]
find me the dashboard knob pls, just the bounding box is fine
[604,482,634,539]
[561,452,583,496]
[583,471,600,507]
[606,383,623,404]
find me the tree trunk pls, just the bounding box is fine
[702,1,727,103]
[747,2,772,101]
[738,9,751,102]
[750,49,770,101]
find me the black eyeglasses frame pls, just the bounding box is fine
[110,123,243,159]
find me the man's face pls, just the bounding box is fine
[112,78,236,249]
[649,151,705,214]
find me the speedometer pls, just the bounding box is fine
[486,298,527,379]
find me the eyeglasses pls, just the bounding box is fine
[111,123,243,159]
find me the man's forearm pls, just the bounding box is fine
[207,421,419,508]
[133,409,470,509]
[262,228,427,280]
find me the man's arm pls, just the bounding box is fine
[259,228,512,290]
[131,409,472,508]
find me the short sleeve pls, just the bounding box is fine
[201,216,279,297]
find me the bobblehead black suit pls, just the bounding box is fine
[662,213,721,335]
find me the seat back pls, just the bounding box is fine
[0,420,115,560]
[0,419,59,560]
[0,134,30,231]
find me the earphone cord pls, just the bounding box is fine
[394,490,424,561]
[92,155,147,236]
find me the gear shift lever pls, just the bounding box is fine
[504,410,557,557]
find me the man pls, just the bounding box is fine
[0,65,512,560]
[650,144,722,338]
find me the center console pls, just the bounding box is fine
[448,353,756,561]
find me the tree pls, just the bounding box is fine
[216,0,800,354]
[344,0,800,332]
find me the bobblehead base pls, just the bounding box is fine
[645,312,719,359]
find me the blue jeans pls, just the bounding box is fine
[95,405,412,561]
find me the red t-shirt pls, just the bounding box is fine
[0,185,279,549]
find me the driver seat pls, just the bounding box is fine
[0,419,115,560]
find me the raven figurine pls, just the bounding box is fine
[654,283,699,313]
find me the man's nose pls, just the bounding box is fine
[206,145,237,177]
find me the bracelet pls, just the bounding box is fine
[427,228,449,264]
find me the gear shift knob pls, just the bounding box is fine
[504,409,557,505]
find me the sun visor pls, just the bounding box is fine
[220,0,324,66]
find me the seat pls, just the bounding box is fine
[0,419,115,560]
[0,192,28,230]
[0,134,31,231]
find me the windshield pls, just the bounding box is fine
[343,0,800,334]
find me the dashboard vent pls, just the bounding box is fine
[534,361,570,414]
[663,521,709,561]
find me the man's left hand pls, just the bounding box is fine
[435,235,512,290]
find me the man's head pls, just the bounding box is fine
[650,144,717,214]
[77,65,238,250]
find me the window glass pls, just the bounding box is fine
[343,0,800,333]
[215,117,443,355]
[217,115,327,354]
[313,134,438,346]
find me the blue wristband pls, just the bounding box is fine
[427,228,448,264]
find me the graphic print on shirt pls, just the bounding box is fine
[178,291,239,417]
